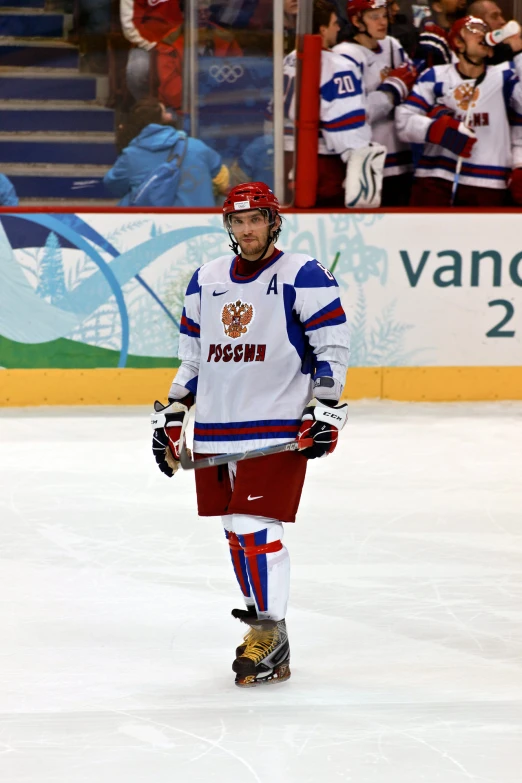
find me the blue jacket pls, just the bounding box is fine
[239,136,274,190]
[0,174,19,206]
[103,124,222,207]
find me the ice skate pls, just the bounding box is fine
[232,610,291,687]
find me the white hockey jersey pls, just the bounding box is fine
[396,62,522,189]
[334,37,413,177]
[279,48,371,158]
[174,250,350,454]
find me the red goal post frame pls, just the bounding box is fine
[1,205,521,405]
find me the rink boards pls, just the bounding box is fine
[1,366,521,404]
[0,209,521,404]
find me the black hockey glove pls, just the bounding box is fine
[150,397,192,477]
[297,398,348,459]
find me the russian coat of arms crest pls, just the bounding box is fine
[221,300,254,339]
[454,83,480,112]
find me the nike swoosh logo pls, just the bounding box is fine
[247,495,263,501]
[213,290,228,296]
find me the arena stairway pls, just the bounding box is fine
[0,0,117,204]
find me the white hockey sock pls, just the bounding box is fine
[225,513,290,622]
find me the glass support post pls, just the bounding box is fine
[273,0,285,202]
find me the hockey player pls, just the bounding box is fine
[334,0,418,205]
[151,181,350,687]
[279,0,365,205]
[279,0,414,206]
[396,16,522,207]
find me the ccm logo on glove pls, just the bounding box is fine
[322,410,344,422]
[297,398,348,460]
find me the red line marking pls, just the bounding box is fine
[306,305,345,329]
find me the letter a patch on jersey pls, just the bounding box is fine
[267,274,278,295]
[221,300,254,339]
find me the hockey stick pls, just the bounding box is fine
[450,70,486,206]
[176,404,303,470]
[179,438,301,470]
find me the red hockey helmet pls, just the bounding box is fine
[448,16,489,52]
[223,181,280,218]
[223,182,282,256]
[346,0,386,21]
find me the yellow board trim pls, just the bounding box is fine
[1,366,521,406]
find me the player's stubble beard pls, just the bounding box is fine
[236,227,272,261]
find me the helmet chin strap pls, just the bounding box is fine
[354,23,377,47]
[461,46,485,67]
[463,52,484,66]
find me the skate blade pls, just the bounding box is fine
[235,663,291,688]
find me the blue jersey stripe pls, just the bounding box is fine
[418,154,508,180]
[195,419,300,430]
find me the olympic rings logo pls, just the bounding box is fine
[209,63,244,83]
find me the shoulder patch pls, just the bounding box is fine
[294,259,339,289]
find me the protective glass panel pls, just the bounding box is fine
[183,0,296,203]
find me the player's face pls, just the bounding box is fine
[229,210,272,258]
[321,12,341,48]
[460,24,492,58]
[480,1,506,30]
[361,8,388,39]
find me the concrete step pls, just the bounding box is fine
[0,102,114,132]
[0,0,46,7]
[0,35,76,44]
[0,11,70,38]
[0,5,55,11]
[19,197,118,205]
[0,70,108,101]
[0,133,117,165]
[0,38,79,68]
[3,162,111,199]
[0,130,114,138]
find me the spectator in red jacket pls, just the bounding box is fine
[155,7,243,112]
[120,0,242,110]
[120,0,183,102]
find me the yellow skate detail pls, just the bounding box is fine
[239,627,279,666]
[240,627,256,650]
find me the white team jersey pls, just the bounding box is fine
[396,62,522,189]
[334,37,413,177]
[279,48,372,158]
[174,250,350,454]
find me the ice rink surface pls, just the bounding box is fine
[0,401,521,783]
